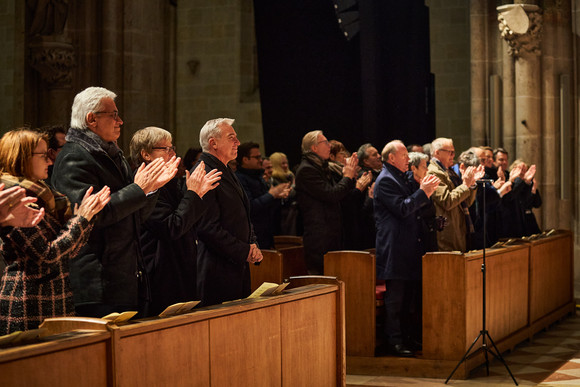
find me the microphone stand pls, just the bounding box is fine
[445,179,518,385]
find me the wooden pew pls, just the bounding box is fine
[324,250,377,357]
[0,284,345,387]
[0,330,111,386]
[527,230,574,336]
[274,235,303,249]
[250,247,308,291]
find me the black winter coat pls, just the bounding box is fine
[295,153,355,274]
[195,153,256,307]
[140,177,205,316]
[52,128,157,310]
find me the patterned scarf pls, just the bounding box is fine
[1,174,72,224]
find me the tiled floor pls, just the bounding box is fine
[347,310,580,386]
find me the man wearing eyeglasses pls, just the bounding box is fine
[235,142,291,249]
[295,130,358,274]
[52,86,179,318]
[426,137,482,252]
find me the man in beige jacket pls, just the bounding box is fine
[426,138,483,252]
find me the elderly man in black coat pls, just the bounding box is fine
[194,118,263,307]
[374,140,439,357]
[295,130,358,274]
[52,87,179,317]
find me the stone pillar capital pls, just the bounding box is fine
[28,37,76,89]
[497,4,543,58]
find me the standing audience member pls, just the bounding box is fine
[357,143,383,180]
[262,157,274,188]
[235,142,290,249]
[270,152,298,235]
[328,140,349,181]
[0,129,110,333]
[407,152,440,252]
[374,140,440,356]
[129,127,221,316]
[427,138,483,252]
[195,118,262,307]
[52,86,178,318]
[295,130,357,274]
[41,125,67,186]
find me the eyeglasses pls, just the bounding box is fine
[32,152,50,161]
[318,140,330,146]
[94,111,120,120]
[439,149,455,155]
[152,146,176,153]
[248,155,263,160]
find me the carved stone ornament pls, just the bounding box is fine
[497,4,543,58]
[28,40,76,88]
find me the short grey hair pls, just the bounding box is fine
[457,149,479,167]
[357,143,373,167]
[408,151,428,169]
[199,118,235,152]
[129,126,173,165]
[381,140,404,162]
[70,87,117,130]
[431,137,453,157]
[301,130,323,154]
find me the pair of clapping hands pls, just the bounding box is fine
[0,183,111,228]
[135,157,222,199]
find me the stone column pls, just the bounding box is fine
[470,0,488,147]
[497,4,543,169]
[27,0,75,126]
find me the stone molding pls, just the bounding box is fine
[497,4,543,58]
[28,39,76,88]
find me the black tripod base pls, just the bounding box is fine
[445,329,518,385]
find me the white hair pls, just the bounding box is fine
[199,118,235,152]
[70,87,117,130]
[430,137,453,157]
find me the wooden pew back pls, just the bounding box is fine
[324,250,376,357]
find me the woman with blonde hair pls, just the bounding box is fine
[270,152,294,185]
[0,129,110,334]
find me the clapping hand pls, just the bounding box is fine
[0,184,45,228]
[186,161,222,198]
[74,186,111,221]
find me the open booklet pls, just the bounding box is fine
[158,301,200,318]
[102,311,138,324]
[247,282,289,299]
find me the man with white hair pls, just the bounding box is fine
[427,137,483,251]
[52,86,178,317]
[194,118,263,306]
[374,140,440,356]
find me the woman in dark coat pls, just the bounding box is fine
[130,127,221,316]
[0,129,109,334]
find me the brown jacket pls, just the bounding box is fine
[427,159,476,252]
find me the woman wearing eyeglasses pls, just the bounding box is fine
[129,127,221,316]
[0,129,110,334]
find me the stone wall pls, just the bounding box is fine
[0,1,24,133]
[175,0,263,156]
[425,0,471,151]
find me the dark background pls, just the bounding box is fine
[254,0,434,167]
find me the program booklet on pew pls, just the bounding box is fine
[248,282,289,298]
[159,301,201,317]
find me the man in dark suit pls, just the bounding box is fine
[374,140,439,357]
[195,118,263,307]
